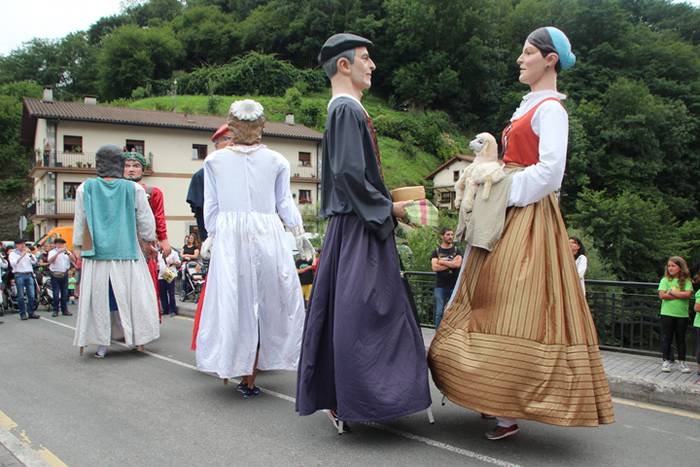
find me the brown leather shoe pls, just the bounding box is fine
[485,424,519,440]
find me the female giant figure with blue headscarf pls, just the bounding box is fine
[428,27,614,439]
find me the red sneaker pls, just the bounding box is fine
[485,424,519,440]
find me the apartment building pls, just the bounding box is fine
[21,90,322,243]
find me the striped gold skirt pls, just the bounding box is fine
[428,193,614,427]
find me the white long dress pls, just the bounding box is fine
[196,144,306,379]
[73,182,160,347]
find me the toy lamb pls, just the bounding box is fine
[454,132,506,213]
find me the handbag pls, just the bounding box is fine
[161,267,177,283]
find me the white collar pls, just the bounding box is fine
[512,90,567,120]
[225,144,265,154]
[520,90,567,105]
[327,93,367,113]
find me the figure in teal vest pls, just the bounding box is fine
[72,144,159,359]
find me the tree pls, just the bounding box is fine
[170,5,240,68]
[98,25,184,99]
[571,189,678,281]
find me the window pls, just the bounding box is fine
[63,182,80,200]
[453,170,460,182]
[440,191,453,204]
[298,152,311,167]
[63,135,83,153]
[192,144,208,160]
[125,139,145,154]
[299,189,312,204]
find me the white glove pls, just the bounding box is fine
[296,236,314,261]
[290,225,314,261]
[200,236,214,260]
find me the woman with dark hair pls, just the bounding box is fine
[569,236,587,292]
[428,27,614,440]
[181,233,200,262]
[658,256,693,373]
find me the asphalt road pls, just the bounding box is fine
[1,305,699,467]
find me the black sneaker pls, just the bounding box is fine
[52,312,58,317]
[20,314,28,321]
[28,314,40,319]
[62,311,73,316]
[242,386,261,399]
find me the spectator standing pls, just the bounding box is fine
[431,228,462,328]
[658,256,693,373]
[296,254,314,304]
[0,251,7,324]
[158,248,181,316]
[68,268,77,304]
[569,236,587,293]
[9,239,38,320]
[693,285,700,383]
[47,238,73,317]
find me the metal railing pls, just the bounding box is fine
[34,199,75,216]
[290,165,317,179]
[36,151,97,169]
[403,272,698,359]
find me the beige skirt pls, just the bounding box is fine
[428,193,614,427]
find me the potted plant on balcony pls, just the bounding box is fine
[76,161,83,168]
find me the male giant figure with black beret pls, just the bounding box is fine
[295,33,432,431]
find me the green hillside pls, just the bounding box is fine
[128,93,469,190]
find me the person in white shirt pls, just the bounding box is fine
[47,238,74,317]
[9,239,38,320]
[157,248,181,316]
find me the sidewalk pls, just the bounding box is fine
[178,300,700,413]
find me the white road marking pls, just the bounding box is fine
[40,316,521,465]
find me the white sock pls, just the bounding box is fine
[496,417,517,427]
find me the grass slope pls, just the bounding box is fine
[127,93,461,189]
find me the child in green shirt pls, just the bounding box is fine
[658,256,693,373]
[694,289,700,382]
[68,269,77,305]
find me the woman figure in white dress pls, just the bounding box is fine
[195,100,312,397]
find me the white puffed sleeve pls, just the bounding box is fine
[203,158,220,237]
[274,157,303,231]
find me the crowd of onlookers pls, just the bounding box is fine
[0,239,78,323]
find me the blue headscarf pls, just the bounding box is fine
[527,26,576,71]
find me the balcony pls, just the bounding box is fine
[32,150,97,177]
[290,165,318,181]
[33,198,75,220]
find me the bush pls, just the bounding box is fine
[299,100,325,129]
[131,86,149,99]
[372,111,454,156]
[284,87,302,113]
[177,52,302,97]
[207,94,223,114]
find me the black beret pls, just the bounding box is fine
[318,33,373,65]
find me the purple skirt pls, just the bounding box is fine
[295,214,432,422]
